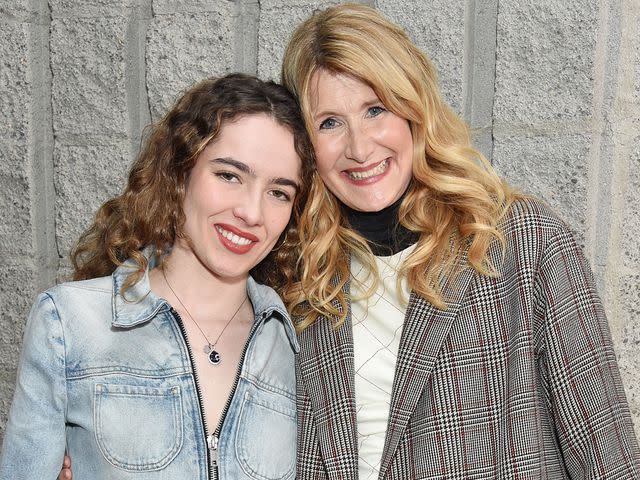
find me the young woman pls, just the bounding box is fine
[0,73,314,479]
[281,4,640,479]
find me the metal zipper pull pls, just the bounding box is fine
[207,433,219,479]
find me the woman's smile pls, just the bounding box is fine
[215,223,258,253]
[343,158,390,183]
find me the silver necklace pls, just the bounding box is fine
[162,268,248,365]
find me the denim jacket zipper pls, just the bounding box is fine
[171,307,266,480]
[209,311,264,478]
[170,308,213,479]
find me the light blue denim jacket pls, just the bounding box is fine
[0,256,299,480]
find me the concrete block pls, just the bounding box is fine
[54,143,131,259]
[0,21,29,142]
[618,273,640,439]
[146,6,236,121]
[618,351,640,441]
[494,0,597,124]
[0,0,47,19]
[152,0,234,14]
[0,263,39,439]
[493,132,590,241]
[50,17,128,137]
[0,264,37,346]
[49,0,137,16]
[377,0,465,114]
[0,142,34,257]
[257,0,346,82]
[619,275,640,344]
[0,1,28,17]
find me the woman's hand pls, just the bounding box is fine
[58,454,72,480]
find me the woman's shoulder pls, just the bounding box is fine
[500,196,575,239]
[494,196,585,266]
[37,275,114,319]
[44,275,113,300]
[22,276,117,352]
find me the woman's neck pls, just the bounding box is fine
[151,244,249,318]
[343,191,418,256]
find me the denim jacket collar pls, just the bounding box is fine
[110,250,299,353]
[245,276,300,353]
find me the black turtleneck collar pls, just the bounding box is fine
[344,191,419,256]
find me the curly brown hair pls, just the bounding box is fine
[72,73,315,295]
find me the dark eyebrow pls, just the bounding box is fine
[210,157,299,192]
[210,157,255,175]
[272,177,300,192]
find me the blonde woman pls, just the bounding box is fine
[282,4,640,479]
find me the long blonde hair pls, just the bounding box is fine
[281,4,516,329]
[72,74,315,296]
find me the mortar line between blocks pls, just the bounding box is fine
[29,0,58,289]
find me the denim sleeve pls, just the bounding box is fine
[0,292,68,480]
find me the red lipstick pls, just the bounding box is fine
[215,223,258,254]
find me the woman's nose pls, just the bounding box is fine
[344,124,373,163]
[233,190,264,226]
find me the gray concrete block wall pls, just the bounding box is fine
[147,1,238,119]
[377,0,466,113]
[1,0,639,446]
[257,0,360,81]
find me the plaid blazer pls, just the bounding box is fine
[295,199,640,479]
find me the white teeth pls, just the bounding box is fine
[216,226,252,246]
[348,159,389,180]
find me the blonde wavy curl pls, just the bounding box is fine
[282,3,518,330]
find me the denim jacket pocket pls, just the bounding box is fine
[94,383,183,471]
[235,390,296,480]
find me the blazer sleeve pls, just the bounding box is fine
[0,292,68,480]
[536,226,640,479]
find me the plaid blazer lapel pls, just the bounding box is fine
[378,263,477,478]
[296,285,359,479]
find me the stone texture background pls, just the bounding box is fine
[0,0,639,443]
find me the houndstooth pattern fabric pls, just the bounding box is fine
[294,198,640,479]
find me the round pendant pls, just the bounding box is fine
[208,349,221,365]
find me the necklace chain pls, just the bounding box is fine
[161,267,247,365]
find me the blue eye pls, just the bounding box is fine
[367,106,386,117]
[319,117,338,130]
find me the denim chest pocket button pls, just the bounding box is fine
[235,391,296,480]
[94,383,184,471]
